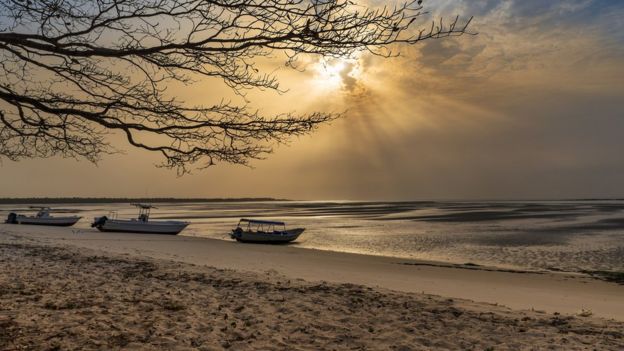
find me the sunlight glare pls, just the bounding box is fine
[311,58,361,93]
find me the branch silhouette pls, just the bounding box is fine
[0,0,473,173]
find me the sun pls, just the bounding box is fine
[310,57,361,92]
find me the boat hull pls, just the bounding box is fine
[231,228,305,243]
[93,218,189,235]
[12,216,81,227]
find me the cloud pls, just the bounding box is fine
[2,0,624,200]
[273,0,624,199]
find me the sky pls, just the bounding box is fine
[1,0,624,200]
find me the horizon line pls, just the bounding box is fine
[1,197,624,204]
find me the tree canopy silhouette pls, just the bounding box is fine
[0,0,472,173]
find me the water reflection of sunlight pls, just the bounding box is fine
[1,201,623,272]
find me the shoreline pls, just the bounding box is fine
[3,199,624,277]
[2,224,624,321]
[2,224,599,277]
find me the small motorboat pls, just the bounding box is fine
[5,207,81,227]
[91,204,189,235]
[231,218,305,243]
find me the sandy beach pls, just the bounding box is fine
[1,224,623,350]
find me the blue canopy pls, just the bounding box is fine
[239,218,285,226]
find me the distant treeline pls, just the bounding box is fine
[0,198,287,204]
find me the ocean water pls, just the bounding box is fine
[2,200,623,273]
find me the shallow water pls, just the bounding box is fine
[2,200,623,273]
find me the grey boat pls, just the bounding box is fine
[91,204,189,235]
[231,218,305,243]
[5,207,81,227]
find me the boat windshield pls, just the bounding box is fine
[131,204,154,222]
[30,207,51,217]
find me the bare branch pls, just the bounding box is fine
[0,0,473,173]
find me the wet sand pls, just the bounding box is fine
[3,224,624,320]
[1,224,624,349]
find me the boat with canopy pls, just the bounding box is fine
[231,218,305,243]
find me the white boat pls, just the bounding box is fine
[5,207,81,227]
[231,218,305,243]
[91,204,189,235]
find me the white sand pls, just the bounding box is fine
[2,223,623,321]
[4,243,624,350]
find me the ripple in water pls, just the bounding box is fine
[2,200,623,273]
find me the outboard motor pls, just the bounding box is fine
[231,226,243,239]
[5,213,17,224]
[91,216,108,228]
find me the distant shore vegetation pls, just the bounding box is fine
[0,198,286,204]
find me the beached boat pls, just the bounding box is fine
[91,204,189,235]
[231,218,305,243]
[5,207,81,227]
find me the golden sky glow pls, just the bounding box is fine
[1,1,624,200]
